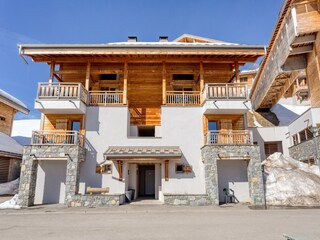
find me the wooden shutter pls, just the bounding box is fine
[0,158,9,183]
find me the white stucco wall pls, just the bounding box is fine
[250,126,290,160]
[217,160,250,203]
[34,160,67,204]
[82,106,206,197]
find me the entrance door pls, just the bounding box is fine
[145,169,155,195]
[138,165,155,197]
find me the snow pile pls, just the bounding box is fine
[0,178,20,195]
[262,152,320,206]
[0,195,21,210]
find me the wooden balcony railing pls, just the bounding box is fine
[206,83,248,100]
[37,82,88,103]
[205,130,253,145]
[88,91,124,106]
[31,130,84,146]
[166,91,201,106]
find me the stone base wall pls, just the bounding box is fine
[18,145,85,207]
[201,144,265,207]
[289,136,320,161]
[68,194,124,207]
[163,194,209,206]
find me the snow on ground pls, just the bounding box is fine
[12,119,41,145]
[0,194,20,209]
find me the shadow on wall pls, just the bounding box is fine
[171,153,196,179]
[79,139,102,189]
[85,107,100,133]
[271,104,300,126]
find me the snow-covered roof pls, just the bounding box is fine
[0,132,23,156]
[0,89,29,114]
[107,41,239,47]
[174,34,236,45]
[240,69,259,74]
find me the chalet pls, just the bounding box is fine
[16,0,320,208]
[0,89,29,183]
[17,34,266,207]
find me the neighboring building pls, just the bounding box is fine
[0,89,29,183]
[17,34,266,207]
[250,0,320,165]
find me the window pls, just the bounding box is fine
[138,126,155,137]
[100,87,118,91]
[100,74,119,81]
[264,142,282,158]
[172,74,194,81]
[0,116,5,121]
[96,164,112,174]
[292,134,299,145]
[240,77,248,83]
[175,164,184,173]
[71,121,81,132]
[173,87,193,91]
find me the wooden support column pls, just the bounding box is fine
[200,62,204,103]
[49,62,55,83]
[162,62,167,105]
[235,61,239,83]
[165,160,169,181]
[123,62,128,105]
[118,161,123,181]
[85,62,91,91]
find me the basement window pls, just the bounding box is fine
[172,74,194,81]
[138,126,155,137]
[100,74,119,81]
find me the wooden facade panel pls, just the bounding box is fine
[42,114,85,133]
[0,102,15,136]
[307,33,320,107]
[297,11,320,34]
[202,114,245,134]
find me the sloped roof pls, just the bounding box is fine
[174,34,236,45]
[0,89,29,114]
[104,146,182,160]
[0,132,23,157]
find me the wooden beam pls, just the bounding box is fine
[85,62,91,91]
[53,73,62,82]
[291,34,316,45]
[290,45,313,55]
[165,160,169,181]
[118,160,123,181]
[199,61,204,91]
[123,62,128,105]
[162,62,166,105]
[235,61,239,82]
[49,62,55,83]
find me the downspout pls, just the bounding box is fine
[18,45,29,64]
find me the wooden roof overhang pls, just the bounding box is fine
[19,44,265,64]
[104,146,182,161]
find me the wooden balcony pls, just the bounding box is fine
[37,82,87,103]
[88,91,124,106]
[35,82,87,114]
[166,91,201,106]
[205,130,253,145]
[31,130,84,146]
[205,83,248,100]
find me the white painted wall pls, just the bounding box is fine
[35,100,86,114]
[203,100,251,115]
[34,160,67,204]
[217,160,250,203]
[250,126,290,160]
[82,106,206,198]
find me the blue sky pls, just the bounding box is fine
[0,0,283,120]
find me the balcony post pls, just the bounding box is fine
[49,62,55,83]
[162,62,167,105]
[235,61,239,83]
[85,62,91,91]
[123,62,128,105]
[200,62,204,103]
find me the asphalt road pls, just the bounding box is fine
[0,204,319,240]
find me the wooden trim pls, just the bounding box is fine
[162,62,167,105]
[235,61,239,82]
[85,62,91,91]
[165,160,169,181]
[123,62,128,105]
[49,62,55,83]
[118,160,123,181]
